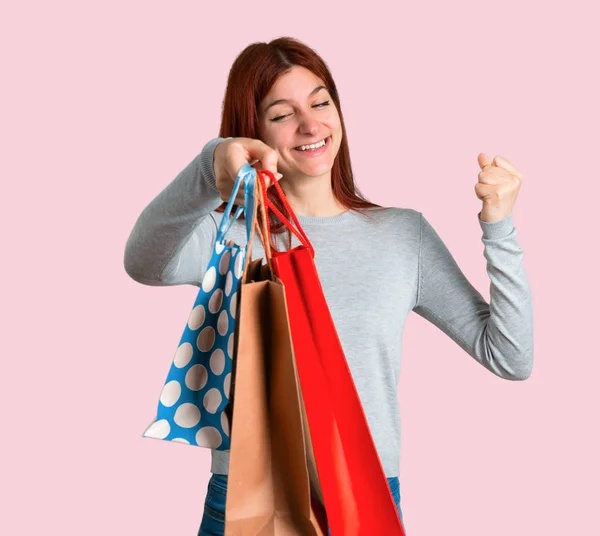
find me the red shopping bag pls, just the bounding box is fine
[255,171,406,536]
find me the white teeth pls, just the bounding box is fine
[295,138,326,151]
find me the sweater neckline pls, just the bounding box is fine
[295,209,354,225]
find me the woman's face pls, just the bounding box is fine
[258,66,342,182]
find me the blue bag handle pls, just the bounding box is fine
[215,162,257,245]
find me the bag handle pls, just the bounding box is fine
[241,169,275,282]
[216,163,256,245]
[255,170,315,258]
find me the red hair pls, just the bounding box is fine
[215,36,385,250]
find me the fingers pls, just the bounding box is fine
[220,138,284,206]
[492,155,524,179]
[251,163,272,188]
[245,138,281,182]
[478,152,523,179]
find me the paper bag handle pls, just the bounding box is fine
[256,170,315,259]
[242,169,275,282]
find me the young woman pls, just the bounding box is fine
[124,37,534,535]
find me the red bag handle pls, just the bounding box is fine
[256,170,315,258]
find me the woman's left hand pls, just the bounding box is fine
[475,154,524,223]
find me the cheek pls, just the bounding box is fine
[278,136,298,155]
[327,115,343,137]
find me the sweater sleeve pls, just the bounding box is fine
[412,211,534,381]
[123,137,229,287]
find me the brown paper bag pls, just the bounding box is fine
[224,175,326,536]
[296,353,324,508]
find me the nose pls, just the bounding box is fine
[297,111,319,136]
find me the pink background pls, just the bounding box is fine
[3,1,598,534]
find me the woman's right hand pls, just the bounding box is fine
[213,138,282,206]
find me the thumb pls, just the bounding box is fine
[251,163,282,188]
[249,141,282,185]
[257,169,282,190]
[261,156,282,185]
[478,153,493,170]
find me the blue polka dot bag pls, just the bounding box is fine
[142,163,258,451]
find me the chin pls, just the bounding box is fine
[297,160,334,175]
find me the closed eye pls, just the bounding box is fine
[272,101,331,122]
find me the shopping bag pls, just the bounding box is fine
[255,171,406,535]
[298,368,324,508]
[224,170,327,536]
[142,163,258,450]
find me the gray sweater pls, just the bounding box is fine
[124,137,534,477]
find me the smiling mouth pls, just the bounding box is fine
[293,136,330,151]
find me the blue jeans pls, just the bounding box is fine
[198,473,405,535]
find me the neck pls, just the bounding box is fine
[277,173,347,217]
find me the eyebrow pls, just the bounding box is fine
[264,85,328,112]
